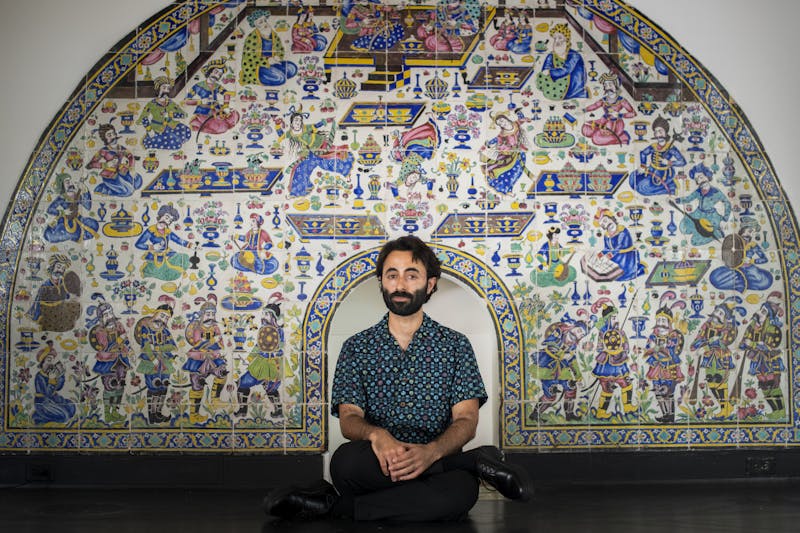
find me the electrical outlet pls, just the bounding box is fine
[746,456,776,476]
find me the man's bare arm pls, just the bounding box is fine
[390,398,479,481]
[338,403,406,477]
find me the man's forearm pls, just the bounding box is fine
[340,413,388,443]
[428,415,477,462]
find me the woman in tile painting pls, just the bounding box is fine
[709,216,773,292]
[32,341,76,426]
[273,105,354,197]
[240,10,299,87]
[291,8,327,53]
[480,110,531,195]
[533,227,576,287]
[85,123,143,197]
[231,213,278,276]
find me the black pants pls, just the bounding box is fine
[329,440,479,522]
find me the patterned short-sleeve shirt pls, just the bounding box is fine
[331,313,487,444]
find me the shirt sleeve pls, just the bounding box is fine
[330,337,364,417]
[450,334,488,408]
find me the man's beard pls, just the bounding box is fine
[382,286,428,317]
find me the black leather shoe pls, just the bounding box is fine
[263,479,338,520]
[476,453,533,502]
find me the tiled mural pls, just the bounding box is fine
[1,0,798,452]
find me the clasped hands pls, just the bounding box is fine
[371,429,439,482]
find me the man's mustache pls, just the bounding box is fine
[390,291,414,300]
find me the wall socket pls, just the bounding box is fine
[746,456,776,476]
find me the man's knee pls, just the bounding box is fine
[330,440,375,484]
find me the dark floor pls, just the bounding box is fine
[2,481,800,533]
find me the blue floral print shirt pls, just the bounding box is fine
[331,313,487,444]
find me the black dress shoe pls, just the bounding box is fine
[263,479,339,520]
[476,453,533,502]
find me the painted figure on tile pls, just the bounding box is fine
[417,0,481,53]
[644,291,686,423]
[231,213,278,276]
[628,116,686,196]
[688,296,745,418]
[137,76,191,151]
[32,340,76,425]
[489,15,517,51]
[581,208,644,282]
[183,295,227,423]
[240,10,299,86]
[528,312,589,422]
[86,123,143,197]
[591,298,637,419]
[273,105,354,197]
[342,1,404,52]
[736,292,785,420]
[28,254,82,332]
[291,7,327,53]
[135,204,191,282]
[185,59,240,136]
[390,119,440,197]
[43,172,99,243]
[673,162,731,245]
[134,297,178,424]
[480,110,532,195]
[533,227,576,287]
[581,73,636,146]
[709,216,773,292]
[88,293,133,424]
[536,23,588,100]
[235,296,285,419]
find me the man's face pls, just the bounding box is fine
[158,83,172,97]
[103,129,118,145]
[654,126,667,143]
[553,32,567,50]
[564,326,585,349]
[153,311,170,328]
[208,68,223,82]
[600,215,615,234]
[51,262,66,280]
[202,307,216,324]
[158,213,175,227]
[379,250,435,317]
[603,80,617,97]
